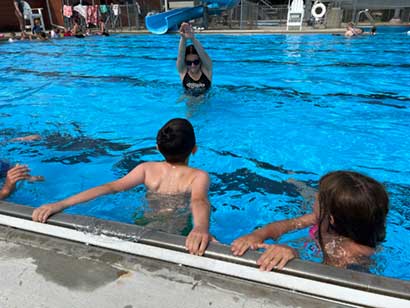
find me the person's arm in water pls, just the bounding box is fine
[10,134,41,142]
[185,170,212,256]
[32,163,147,223]
[231,213,316,256]
[0,165,31,199]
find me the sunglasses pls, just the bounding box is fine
[186,59,200,66]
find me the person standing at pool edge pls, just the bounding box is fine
[32,118,212,256]
[177,22,212,94]
[13,0,26,39]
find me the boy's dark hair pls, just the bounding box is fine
[185,45,198,56]
[156,118,196,163]
[318,171,389,249]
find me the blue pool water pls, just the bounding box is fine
[1,32,409,280]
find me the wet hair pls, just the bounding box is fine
[156,118,196,163]
[185,45,198,57]
[371,26,377,34]
[317,171,388,249]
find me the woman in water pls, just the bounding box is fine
[177,22,212,95]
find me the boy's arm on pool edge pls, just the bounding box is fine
[185,170,211,256]
[32,164,147,223]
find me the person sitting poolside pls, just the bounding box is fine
[32,118,213,256]
[36,32,49,41]
[50,28,61,39]
[8,32,17,43]
[177,23,212,95]
[32,19,43,35]
[344,22,364,37]
[231,171,388,271]
[63,27,72,37]
[97,18,109,36]
[71,18,81,36]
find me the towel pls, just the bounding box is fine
[73,4,87,20]
[112,4,120,16]
[63,5,73,18]
[100,5,108,14]
[87,5,98,25]
[136,2,141,15]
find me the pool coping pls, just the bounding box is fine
[3,25,410,42]
[0,201,409,303]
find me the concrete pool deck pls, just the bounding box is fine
[0,226,349,308]
[0,201,409,308]
[3,24,410,42]
[0,28,346,42]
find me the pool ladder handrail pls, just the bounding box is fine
[355,9,375,26]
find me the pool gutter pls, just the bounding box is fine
[0,201,409,307]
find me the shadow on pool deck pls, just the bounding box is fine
[0,225,351,308]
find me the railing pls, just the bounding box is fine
[208,1,288,30]
[62,2,143,32]
[58,1,409,32]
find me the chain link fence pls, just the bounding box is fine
[77,1,410,32]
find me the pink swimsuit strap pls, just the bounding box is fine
[309,224,319,239]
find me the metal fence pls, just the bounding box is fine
[207,1,288,30]
[62,2,143,32]
[206,0,410,30]
[109,3,143,31]
[68,1,409,32]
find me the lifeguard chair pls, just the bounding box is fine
[23,1,45,32]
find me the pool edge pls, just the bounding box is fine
[0,201,409,306]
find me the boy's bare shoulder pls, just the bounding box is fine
[188,166,209,178]
[138,161,163,169]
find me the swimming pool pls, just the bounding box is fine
[1,32,409,280]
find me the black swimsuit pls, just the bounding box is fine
[182,71,211,93]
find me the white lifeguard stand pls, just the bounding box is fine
[23,1,45,32]
[287,0,305,30]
